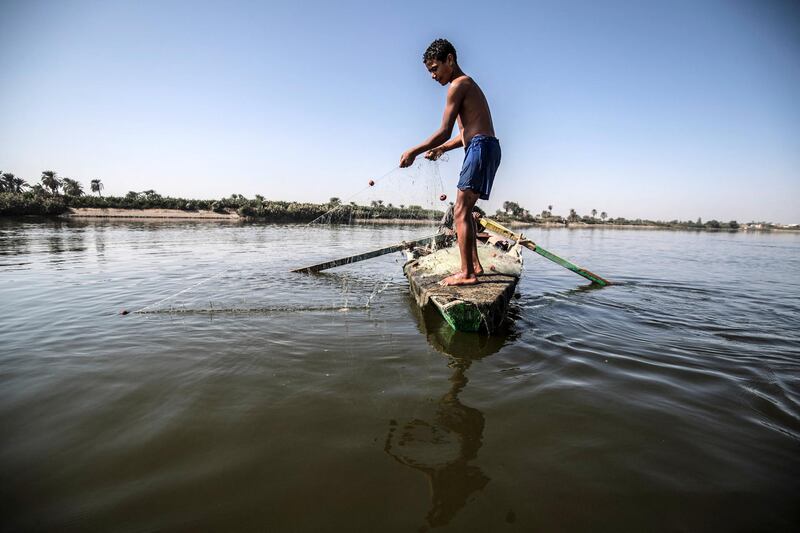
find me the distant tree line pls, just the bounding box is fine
[493,201,744,230]
[0,170,773,230]
[0,171,442,222]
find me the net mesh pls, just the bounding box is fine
[134,158,454,315]
[309,157,451,226]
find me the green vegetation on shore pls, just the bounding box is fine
[1,170,795,230]
[0,171,442,222]
[490,201,795,231]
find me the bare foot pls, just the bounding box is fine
[474,264,484,276]
[440,272,479,286]
[439,271,465,286]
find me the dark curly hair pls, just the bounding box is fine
[423,39,457,63]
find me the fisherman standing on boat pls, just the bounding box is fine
[400,38,501,286]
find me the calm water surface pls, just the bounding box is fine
[1,219,799,531]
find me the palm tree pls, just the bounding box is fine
[62,178,84,196]
[10,177,29,193]
[0,173,27,193]
[90,179,104,197]
[568,208,578,222]
[548,204,553,213]
[1,173,15,192]
[591,209,597,220]
[601,211,607,222]
[41,170,61,195]
[329,197,341,206]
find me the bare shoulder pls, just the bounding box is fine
[447,75,475,100]
[451,75,476,90]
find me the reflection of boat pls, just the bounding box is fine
[385,360,489,528]
[403,240,522,333]
[407,295,516,358]
[388,300,514,527]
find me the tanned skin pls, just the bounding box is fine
[400,53,495,286]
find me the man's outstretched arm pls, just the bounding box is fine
[400,80,468,167]
[425,135,463,160]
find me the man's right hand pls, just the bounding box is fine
[425,148,444,161]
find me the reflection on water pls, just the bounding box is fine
[0,219,89,265]
[408,298,517,359]
[385,358,489,528]
[383,303,518,528]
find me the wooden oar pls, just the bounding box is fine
[480,218,611,286]
[291,233,447,273]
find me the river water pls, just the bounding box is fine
[1,219,798,531]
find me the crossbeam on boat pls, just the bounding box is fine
[291,233,447,273]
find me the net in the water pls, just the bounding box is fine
[132,250,413,316]
[134,158,456,316]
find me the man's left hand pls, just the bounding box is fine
[399,150,416,168]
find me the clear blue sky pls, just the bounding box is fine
[1,0,798,223]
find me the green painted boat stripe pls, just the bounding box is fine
[437,300,483,332]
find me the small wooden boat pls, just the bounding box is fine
[403,239,522,333]
[291,218,608,334]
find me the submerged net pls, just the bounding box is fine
[133,267,391,316]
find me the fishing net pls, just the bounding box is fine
[412,242,523,278]
[133,158,456,316]
[309,156,452,227]
[134,267,385,316]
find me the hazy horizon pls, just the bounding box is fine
[1,0,798,224]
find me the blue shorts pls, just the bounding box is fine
[457,135,501,200]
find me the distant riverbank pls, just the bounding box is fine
[505,221,800,232]
[52,208,798,232]
[60,207,437,225]
[0,192,443,223]
[2,191,796,231]
[63,207,239,219]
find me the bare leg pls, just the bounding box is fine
[441,189,481,286]
[471,216,483,275]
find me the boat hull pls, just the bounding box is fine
[403,243,521,333]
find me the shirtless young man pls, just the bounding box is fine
[399,38,501,286]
